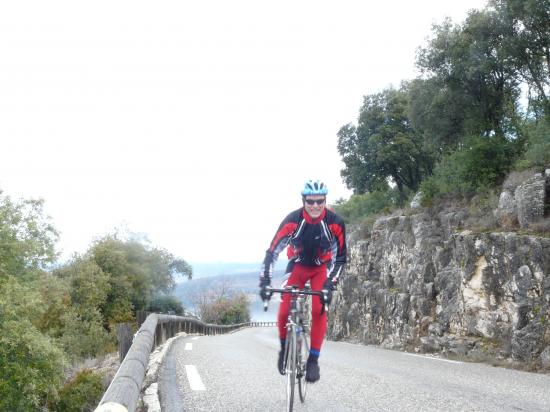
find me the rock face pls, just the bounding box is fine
[329,209,550,366]
[495,172,548,229]
[516,174,546,228]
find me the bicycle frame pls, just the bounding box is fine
[266,286,325,412]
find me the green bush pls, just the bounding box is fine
[0,319,66,410]
[0,276,66,410]
[420,135,516,204]
[515,118,550,170]
[58,310,113,361]
[332,189,397,225]
[51,370,104,412]
[200,293,250,325]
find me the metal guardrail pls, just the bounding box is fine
[94,313,276,412]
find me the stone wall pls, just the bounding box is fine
[329,171,550,367]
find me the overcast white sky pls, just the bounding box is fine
[0,0,488,264]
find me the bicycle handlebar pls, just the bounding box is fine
[263,286,328,314]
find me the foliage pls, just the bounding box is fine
[0,319,66,410]
[85,234,192,326]
[407,77,469,155]
[337,84,434,198]
[57,310,113,361]
[416,10,521,137]
[514,117,550,170]
[35,274,72,336]
[420,136,517,203]
[200,293,251,325]
[0,193,66,409]
[490,0,550,116]
[51,370,104,412]
[147,294,185,315]
[55,257,110,316]
[0,277,66,410]
[339,1,549,210]
[332,190,398,225]
[52,257,114,359]
[192,281,250,324]
[0,188,193,409]
[0,193,58,279]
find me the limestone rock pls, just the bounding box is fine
[496,190,517,228]
[540,346,550,369]
[515,174,545,228]
[410,191,423,209]
[328,204,550,366]
[420,336,441,352]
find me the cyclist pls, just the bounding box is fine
[260,179,347,383]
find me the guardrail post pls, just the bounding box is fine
[116,323,133,362]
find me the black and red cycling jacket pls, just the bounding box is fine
[262,207,347,285]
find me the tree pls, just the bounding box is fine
[191,279,250,324]
[491,0,550,116]
[86,234,192,325]
[53,258,113,359]
[0,193,58,280]
[0,191,66,408]
[416,11,521,138]
[54,257,110,316]
[408,77,470,155]
[338,85,434,199]
[0,277,66,410]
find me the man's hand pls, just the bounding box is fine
[259,274,272,301]
[320,278,336,307]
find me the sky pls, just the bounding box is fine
[0,0,489,264]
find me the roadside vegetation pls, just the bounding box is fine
[190,278,251,325]
[335,0,550,231]
[0,192,192,410]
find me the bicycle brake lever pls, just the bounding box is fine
[263,286,272,311]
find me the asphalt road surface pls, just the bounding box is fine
[158,327,550,412]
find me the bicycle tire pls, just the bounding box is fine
[285,325,296,412]
[298,327,309,402]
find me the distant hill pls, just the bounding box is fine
[187,260,289,279]
[175,268,288,322]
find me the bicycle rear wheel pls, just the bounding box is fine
[285,326,296,412]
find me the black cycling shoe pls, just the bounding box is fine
[278,349,285,375]
[305,358,320,383]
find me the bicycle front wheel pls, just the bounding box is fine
[297,328,309,402]
[285,326,296,412]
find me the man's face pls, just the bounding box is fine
[303,195,326,218]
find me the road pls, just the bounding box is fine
[158,327,550,411]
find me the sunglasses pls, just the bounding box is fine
[304,198,326,206]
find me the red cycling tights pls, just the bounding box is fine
[277,263,327,354]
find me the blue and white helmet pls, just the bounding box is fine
[301,180,328,196]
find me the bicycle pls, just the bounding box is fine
[264,285,327,412]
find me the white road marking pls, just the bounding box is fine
[185,343,192,351]
[185,365,206,391]
[192,337,199,341]
[402,352,463,364]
